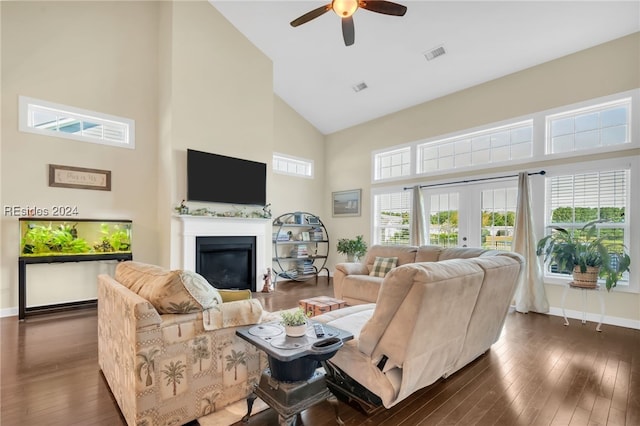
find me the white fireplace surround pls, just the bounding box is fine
[171,215,271,290]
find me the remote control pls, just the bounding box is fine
[313,323,325,337]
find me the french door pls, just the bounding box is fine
[421,179,518,250]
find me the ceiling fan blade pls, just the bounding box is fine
[290,3,332,27]
[342,16,355,46]
[358,0,407,16]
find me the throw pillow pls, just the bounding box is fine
[218,289,252,303]
[369,256,398,278]
[115,261,222,314]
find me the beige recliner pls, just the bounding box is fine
[318,248,524,409]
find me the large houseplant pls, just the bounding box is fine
[536,220,631,291]
[336,235,367,262]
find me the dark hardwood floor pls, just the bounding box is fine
[1,277,638,426]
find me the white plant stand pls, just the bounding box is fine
[561,282,605,332]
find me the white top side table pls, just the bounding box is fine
[561,282,605,332]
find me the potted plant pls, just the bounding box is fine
[280,308,309,337]
[536,219,631,291]
[336,235,368,262]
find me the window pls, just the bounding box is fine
[481,188,517,251]
[369,91,637,292]
[373,190,410,245]
[272,153,314,178]
[543,169,629,283]
[547,98,631,154]
[19,96,134,148]
[428,192,459,247]
[373,146,411,181]
[417,121,533,174]
[420,182,517,250]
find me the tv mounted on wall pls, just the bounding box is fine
[187,149,267,206]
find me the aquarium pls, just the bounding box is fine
[19,218,132,257]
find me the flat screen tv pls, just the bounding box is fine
[187,149,266,206]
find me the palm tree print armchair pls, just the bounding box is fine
[98,261,268,426]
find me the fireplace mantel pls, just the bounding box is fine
[171,215,271,290]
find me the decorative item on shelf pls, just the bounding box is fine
[261,267,272,293]
[280,308,310,337]
[176,204,272,219]
[536,219,631,291]
[174,200,189,215]
[262,203,272,218]
[337,234,367,262]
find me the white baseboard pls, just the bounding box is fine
[0,307,18,318]
[547,306,640,330]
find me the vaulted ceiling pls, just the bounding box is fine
[211,1,640,134]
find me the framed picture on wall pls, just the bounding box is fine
[332,189,361,217]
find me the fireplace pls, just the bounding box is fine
[195,236,256,291]
[171,215,271,292]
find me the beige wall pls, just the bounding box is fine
[271,95,325,218]
[0,1,325,313]
[1,1,637,326]
[157,1,275,268]
[324,32,640,325]
[1,1,160,310]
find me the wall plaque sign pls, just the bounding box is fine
[48,164,111,191]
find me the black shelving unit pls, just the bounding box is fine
[272,212,329,285]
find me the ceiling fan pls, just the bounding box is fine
[290,0,407,47]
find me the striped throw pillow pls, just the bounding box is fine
[369,256,398,278]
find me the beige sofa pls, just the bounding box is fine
[98,261,268,426]
[319,246,524,409]
[334,244,508,305]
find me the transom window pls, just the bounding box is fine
[373,147,411,181]
[19,96,134,148]
[547,98,630,154]
[272,153,314,178]
[417,121,533,174]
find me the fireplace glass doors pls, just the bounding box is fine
[195,236,256,291]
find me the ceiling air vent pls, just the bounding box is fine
[352,81,368,93]
[424,45,446,61]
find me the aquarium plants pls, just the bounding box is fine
[94,223,131,252]
[21,223,91,255]
[21,221,131,256]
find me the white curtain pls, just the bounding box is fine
[410,186,427,246]
[513,172,549,313]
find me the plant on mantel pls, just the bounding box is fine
[173,202,272,219]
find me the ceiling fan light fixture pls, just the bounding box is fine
[332,0,359,18]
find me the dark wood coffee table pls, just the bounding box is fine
[236,320,353,425]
